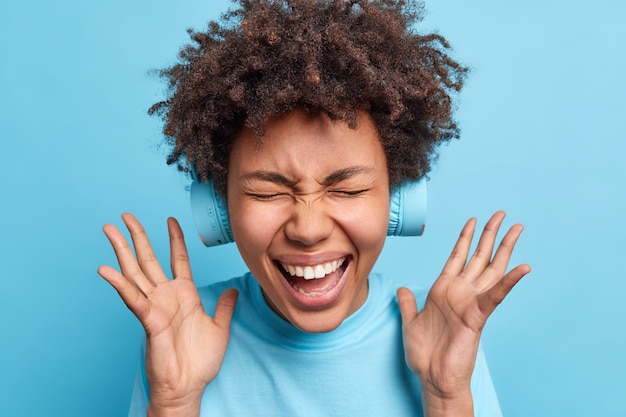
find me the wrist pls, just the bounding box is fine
[147,403,200,417]
[147,393,203,417]
[421,387,474,417]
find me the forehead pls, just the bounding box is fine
[228,109,387,179]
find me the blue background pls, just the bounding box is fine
[1,1,624,416]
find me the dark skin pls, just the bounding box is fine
[99,209,528,417]
[99,215,238,416]
[101,2,528,414]
[398,212,530,416]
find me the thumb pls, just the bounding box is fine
[397,287,418,326]
[213,288,239,331]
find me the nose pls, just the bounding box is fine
[284,199,334,247]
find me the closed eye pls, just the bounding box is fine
[248,193,288,201]
[250,194,278,200]
[329,189,368,197]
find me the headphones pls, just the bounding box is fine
[190,177,427,247]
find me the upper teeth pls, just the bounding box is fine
[281,258,345,280]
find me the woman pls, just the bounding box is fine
[98,1,530,416]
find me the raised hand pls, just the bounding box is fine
[97,214,238,417]
[397,211,530,416]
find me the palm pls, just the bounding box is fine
[142,278,232,397]
[398,212,530,398]
[98,214,238,408]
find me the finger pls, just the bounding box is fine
[102,223,157,295]
[97,265,151,321]
[463,211,506,279]
[397,287,418,326]
[122,213,168,285]
[478,263,531,316]
[440,217,477,277]
[167,217,193,281]
[474,223,524,290]
[213,288,239,332]
[486,223,524,278]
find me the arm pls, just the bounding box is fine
[397,211,530,417]
[98,213,238,417]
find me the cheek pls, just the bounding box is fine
[230,202,285,256]
[230,195,389,256]
[335,198,389,251]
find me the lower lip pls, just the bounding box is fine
[277,260,351,310]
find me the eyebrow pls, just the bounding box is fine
[321,166,376,186]
[239,165,376,187]
[239,171,297,187]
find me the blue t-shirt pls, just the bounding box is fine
[129,273,502,416]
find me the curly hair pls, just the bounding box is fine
[149,0,468,196]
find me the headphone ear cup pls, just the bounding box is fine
[190,180,234,247]
[387,179,427,237]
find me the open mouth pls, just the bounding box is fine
[275,256,351,297]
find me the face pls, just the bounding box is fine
[227,108,389,333]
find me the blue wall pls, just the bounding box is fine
[1,1,624,416]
